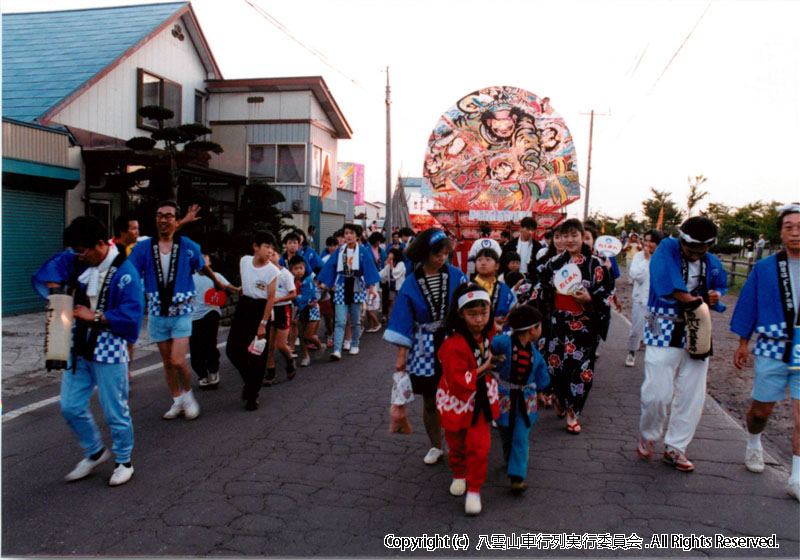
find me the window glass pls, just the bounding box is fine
[194,92,204,124]
[141,73,161,128]
[277,145,305,183]
[163,82,181,127]
[312,146,322,186]
[249,145,277,182]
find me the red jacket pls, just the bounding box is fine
[435,332,499,431]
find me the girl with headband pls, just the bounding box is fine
[384,228,467,466]
[436,283,500,515]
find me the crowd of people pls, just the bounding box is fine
[33,202,800,518]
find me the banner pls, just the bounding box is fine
[321,156,332,201]
[337,162,365,205]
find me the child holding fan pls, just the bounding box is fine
[436,283,500,515]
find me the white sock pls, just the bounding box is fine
[183,389,193,398]
[747,433,762,450]
[792,455,800,483]
[173,395,183,405]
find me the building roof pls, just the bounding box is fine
[2,2,220,123]
[206,76,353,139]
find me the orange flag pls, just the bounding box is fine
[321,155,332,200]
[656,205,664,230]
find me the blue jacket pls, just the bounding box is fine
[317,244,381,291]
[383,264,467,348]
[730,253,793,361]
[644,237,728,349]
[491,334,550,428]
[295,273,317,312]
[33,250,144,361]
[128,236,204,317]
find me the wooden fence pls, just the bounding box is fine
[716,257,755,284]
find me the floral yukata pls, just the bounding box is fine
[535,244,615,416]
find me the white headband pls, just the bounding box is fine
[458,290,491,310]
[513,321,541,332]
[678,229,716,245]
[778,203,800,213]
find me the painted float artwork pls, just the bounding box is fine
[422,86,580,218]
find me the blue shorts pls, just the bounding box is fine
[751,355,800,402]
[148,314,192,343]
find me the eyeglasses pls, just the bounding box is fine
[156,213,176,221]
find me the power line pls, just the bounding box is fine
[242,0,380,98]
[612,0,713,141]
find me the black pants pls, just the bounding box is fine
[190,312,221,378]
[226,296,269,401]
[381,281,390,315]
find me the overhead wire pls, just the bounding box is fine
[242,0,383,100]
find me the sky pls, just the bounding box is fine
[4,0,799,221]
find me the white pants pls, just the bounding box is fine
[628,301,647,352]
[639,345,708,454]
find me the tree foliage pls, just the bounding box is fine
[642,188,683,234]
[123,106,223,202]
[232,180,290,253]
[686,175,709,217]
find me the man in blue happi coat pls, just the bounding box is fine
[637,217,727,472]
[731,204,800,500]
[128,201,224,421]
[33,216,144,486]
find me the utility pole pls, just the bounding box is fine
[579,109,608,221]
[384,66,392,238]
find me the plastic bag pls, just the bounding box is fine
[389,404,412,435]
[389,371,414,434]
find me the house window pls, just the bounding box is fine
[137,68,181,130]
[249,144,306,184]
[194,90,205,124]
[311,145,330,187]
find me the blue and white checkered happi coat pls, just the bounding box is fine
[145,290,195,317]
[644,304,682,348]
[407,328,436,377]
[92,331,130,364]
[308,305,321,321]
[332,277,366,305]
[753,322,789,361]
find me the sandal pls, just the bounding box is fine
[566,420,582,434]
[553,399,566,418]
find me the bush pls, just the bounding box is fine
[710,243,741,255]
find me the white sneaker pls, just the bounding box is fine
[182,392,200,420]
[330,351,342,361]
[349,346,360,355]
[207,372,220,386]
[342,339,351,351]
[449,478,466,496]
[64,448,111,481]
[300,357,311,367]
[162,401,184,420]
[625,354,635,367]
[198,377,210,387]
[291,352,299,359]
[423,447,443,465]
[465,491,482,515]
[787,479,800,501]
[745,447,765,473]
[109,463,134,486]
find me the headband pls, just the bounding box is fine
[458,290,491,310]
[777,203,800,213]
[513,321,541,332]
[678,229,716,245]
[429,230,447,246]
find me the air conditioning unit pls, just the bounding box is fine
[291,200,303,212]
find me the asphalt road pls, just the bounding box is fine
[2,315,798,557]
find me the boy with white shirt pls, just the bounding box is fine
[191,254,240,389]
[264,249,298,385]
[225,232,278,410]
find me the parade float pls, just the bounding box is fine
[420,85,581,271]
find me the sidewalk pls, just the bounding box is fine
[1,312,798,557]
[1,311,161,397]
